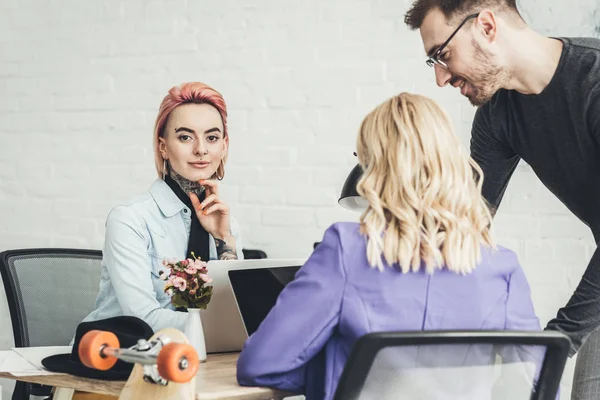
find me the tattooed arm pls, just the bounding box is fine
[215,236,238,260]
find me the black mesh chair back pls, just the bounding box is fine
[334,330,570,400]
[242,249,267,259]
[0,248,103,399]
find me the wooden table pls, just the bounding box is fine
[0,352,293,400]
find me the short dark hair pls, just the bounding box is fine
[404,0,522,30]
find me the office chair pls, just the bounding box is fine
[242,249,267,259]
[334,330,570,400]
[0,248,103,400]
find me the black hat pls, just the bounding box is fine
[42,316,154,381]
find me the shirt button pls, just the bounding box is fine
[184,209,188,214]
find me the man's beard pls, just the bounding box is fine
[464,40,511,107]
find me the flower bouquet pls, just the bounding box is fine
[159,253,213,361]
[159,253,213,310]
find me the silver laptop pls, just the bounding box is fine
[200,259,305,353]
[228,265,302,337]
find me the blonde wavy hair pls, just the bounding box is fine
[356,92,494,274]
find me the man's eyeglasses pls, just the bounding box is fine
[425,13,480,69]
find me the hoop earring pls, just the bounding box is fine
[162,159,167,180]
[216,160,224,181]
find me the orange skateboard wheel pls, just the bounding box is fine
[156,343,199,383]
[79,330,120,371]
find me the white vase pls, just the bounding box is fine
[184,308,207,362]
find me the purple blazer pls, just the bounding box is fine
[237,222,540,399]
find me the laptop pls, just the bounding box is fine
[228,265,302,337]
[200,259,305,353]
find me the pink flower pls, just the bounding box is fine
[199,273,212,284]
[181,259,190,267]
[185,264,198,275]
[172,277,187,291]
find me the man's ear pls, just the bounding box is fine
[476,10,498,44]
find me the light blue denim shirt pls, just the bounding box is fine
[82,179,244,333]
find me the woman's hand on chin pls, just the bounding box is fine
[189,179,237,260]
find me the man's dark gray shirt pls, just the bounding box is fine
[471,37,600,356]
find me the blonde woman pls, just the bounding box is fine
[236,93,540,399]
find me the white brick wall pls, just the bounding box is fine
[0,0,598,398]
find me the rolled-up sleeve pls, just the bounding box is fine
[230,215,244,260]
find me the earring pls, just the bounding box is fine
[216,160,224,181]
[162,159,167,180]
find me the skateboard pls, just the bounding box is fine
[78,328,198,400]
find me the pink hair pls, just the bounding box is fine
[153,82,229,179]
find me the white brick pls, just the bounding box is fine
[52,200,90,217]
[296,146,354,167]
[220,81,265,110]
[553,241,591,266]
[87,202,119,220]
[59,2,104,22]
[538,217,593,240]
[0,232,54,251]
[54,164,92,181]
[53,218,98,237]
[231,205,262,225]
[0,62,18,77]
[240,186,285,206]
[524,239,591,267]
[101,0,124,20]
[493,214,540,240]
[357,82,407,110]
[17,161,53,181]
[285,186,339,207]
[37,75,112,96]
[0,96,18,112]
[267,168,312,186]
[301,71,359,107]
[493,237,523,256]
[226,166,264,186]
[262,207,316,227]
[230,146,296,167]
[316,207,360,229]
[51,235,90,248]
[264,80,308,108]
[245,109,316,146]
[263,39,315,68]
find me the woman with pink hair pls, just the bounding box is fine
[81,82,244,333]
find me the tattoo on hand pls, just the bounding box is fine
[216,238,238,260]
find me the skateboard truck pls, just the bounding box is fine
[79,330,199,385]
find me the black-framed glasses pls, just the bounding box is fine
[426,13,480,69]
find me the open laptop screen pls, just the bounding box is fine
[228,266,301,336]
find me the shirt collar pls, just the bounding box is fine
[149,179,187,218]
